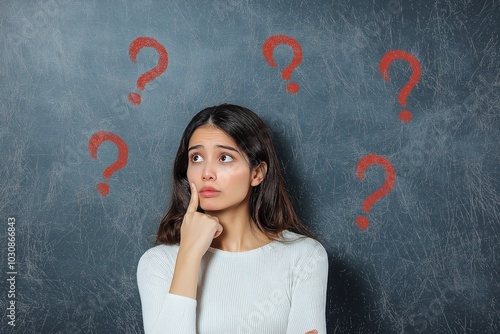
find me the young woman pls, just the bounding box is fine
[137,104,328,333]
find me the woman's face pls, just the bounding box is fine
[186,126,263,213]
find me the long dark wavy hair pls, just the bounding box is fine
[156,104,318,245]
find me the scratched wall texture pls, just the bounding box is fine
[1,0,499,333]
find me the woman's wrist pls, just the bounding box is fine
[177,246,204,263]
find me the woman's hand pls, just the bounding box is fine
[305,330,318,334]
[179,183,223,259]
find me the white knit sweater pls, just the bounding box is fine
[137,230,328,334]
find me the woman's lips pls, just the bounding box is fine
[199,187,220,198]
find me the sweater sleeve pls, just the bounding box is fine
[286,241,329,334]
[137,247,197,334]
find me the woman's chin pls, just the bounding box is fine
[199,204,223,213]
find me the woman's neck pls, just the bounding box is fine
[207,207,271,252]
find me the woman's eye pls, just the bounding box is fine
[191,154,203,162]
[220,154,233,162]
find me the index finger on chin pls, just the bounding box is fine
[186,182,199,213]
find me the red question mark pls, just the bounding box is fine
[379,50,421,123]
[262,34,303,95]
[355,154,396,230]
[88,131,129,197]
[128,37,168,106]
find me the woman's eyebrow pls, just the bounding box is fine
[215,144,239,153]
[188,144,203,152]
[188,144,239,153]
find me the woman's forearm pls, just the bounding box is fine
[169,248,202,300]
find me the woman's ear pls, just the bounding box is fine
[251,162,268,186]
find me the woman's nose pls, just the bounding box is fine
[201,162,216,181]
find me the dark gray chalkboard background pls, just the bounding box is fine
[1,0,499,333]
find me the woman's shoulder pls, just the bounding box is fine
[279,230,325,246]
[137,243,180,269]
[277,230,328,257]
